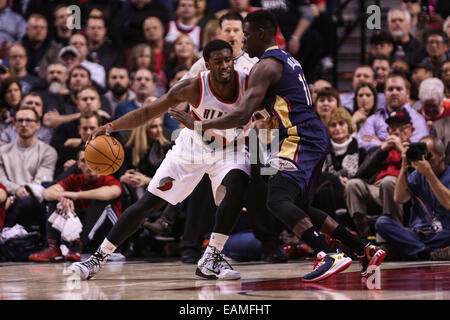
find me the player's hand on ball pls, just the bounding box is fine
[168,107,195,130]
[86,124,113,146]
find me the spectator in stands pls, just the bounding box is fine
[109,0,170,50]
[195,0,216,30]
[24,0,76,29]
[388,7,427,66]
[314,87,342,125]
[163,34,199,86]
[420,30,449,77]
[0,77,22,117]
[1,92,53,145]
[69,33,106,89]
[372,55,392,93]
[368,31,395,63]
[50,85,109,154]
[165,0,202,53]
[43,65,111,130]
[114,68,156,118]
[310,79,332,104]
[358,72,429,151]
[86,16,125,74]
[202,19,221,49]
[352,82,378,136]
[104,67,136,118]
[128,44,166,100]
[443,16,450,43]
[215,0,286,50]
[6,44,40,94]
[0,107,57,233]
[52,4,73,46]
[346,108,414,239]
[313,107,366,220]
[441,61,450,103]
[119,116,172,208]
[401,0,430,46]
[21,14,61,76]
[54,110,100,178]
[410,60,433,110]
[377,136,450,261]
[29,148,122,262]
[36,62,69,114]
[418,78,450,127]
[339,65,384,113]
[57,45,82,75]
[392,59,411,77]
[142,16,171,77]
[430,115,450,165]
[0,0,27,52]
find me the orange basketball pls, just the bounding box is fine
[85,135,124,175]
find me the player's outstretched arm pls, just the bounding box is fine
[87,79,199,143]
[169,59,282,130]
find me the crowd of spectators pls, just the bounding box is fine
[1,0,450,264]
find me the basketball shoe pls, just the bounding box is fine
[357,244,386,276]
[70,248,109,280]
[302,249,352,283]
[195,246,241,280]
[29,239,64,262]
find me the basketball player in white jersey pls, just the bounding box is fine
[71,40,252,281]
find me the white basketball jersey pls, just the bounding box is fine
[190,70,250,147]
[165,21,202,53]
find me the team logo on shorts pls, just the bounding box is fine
[157,177,175,191]
[267,156,299,172]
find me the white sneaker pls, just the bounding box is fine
[70,249,109,280]
[196,246,241,280]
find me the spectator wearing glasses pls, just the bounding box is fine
[0,107,57,233]
[5,44,40,94]
[420,30,449,77]
[1,92,53,145]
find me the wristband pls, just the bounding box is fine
[106,122,114,131]
[194,121,202,131]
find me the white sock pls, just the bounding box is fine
[99,238,117,256]
[208,233,229,252]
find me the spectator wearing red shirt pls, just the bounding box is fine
[29,149,122,262]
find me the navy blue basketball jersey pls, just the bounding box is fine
[260,47,318,136]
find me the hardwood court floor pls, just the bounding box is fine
[1,258,450,300]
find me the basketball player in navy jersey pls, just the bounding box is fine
[70,40,254,281]
[170,10,386,282]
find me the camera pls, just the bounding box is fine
[406,142,430,163]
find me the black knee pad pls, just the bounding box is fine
[222,169,249,196]
[266,173,300,212]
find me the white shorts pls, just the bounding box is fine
[148,129,250,206]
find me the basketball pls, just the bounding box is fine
[85,135,124,175]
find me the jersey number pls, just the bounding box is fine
[298,73,312,106]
